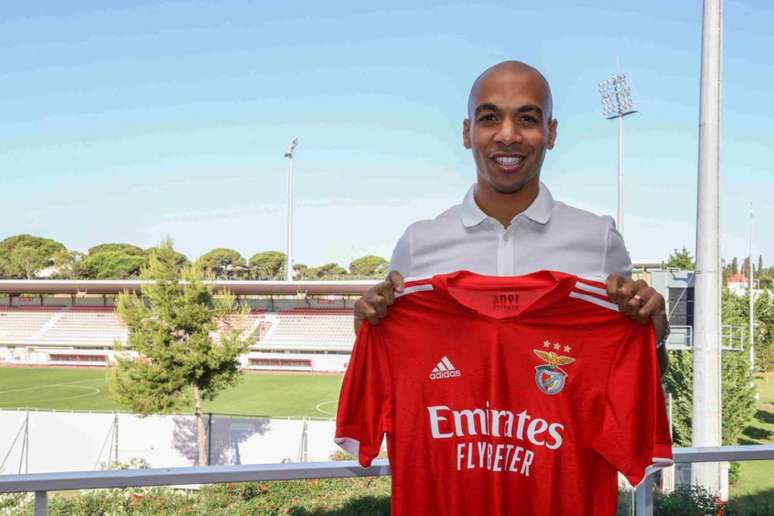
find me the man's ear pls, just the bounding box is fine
[547,118,558,150]
[463,119,471,149]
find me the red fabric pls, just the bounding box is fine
[335,270,672,516]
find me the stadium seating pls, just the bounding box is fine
[256,308,355,352]
[0,306,355,371]
[38,310,128,347]
[0,307,62,342]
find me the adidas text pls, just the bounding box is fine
[429,369,462,380]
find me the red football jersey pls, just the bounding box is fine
[335,270,672,516]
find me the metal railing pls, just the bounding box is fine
[666,324,747,351]
[666,324,693,349]
[635,445,774,515]
[1,446,773,516]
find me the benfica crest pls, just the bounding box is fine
[533,349,576,395]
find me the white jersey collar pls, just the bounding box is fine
[460,181,555,228]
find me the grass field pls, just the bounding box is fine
[733,374,774,497]
[0,367,344,419]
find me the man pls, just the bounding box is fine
[354,60,668,371]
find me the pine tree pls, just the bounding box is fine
[663,289,757,451]
[108,241,250,466]
[664,247,695,270]
[758,255,764,276]
[731,257,739,275]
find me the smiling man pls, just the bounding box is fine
[355,60,669,370]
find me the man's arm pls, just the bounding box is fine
[606,273,669,375]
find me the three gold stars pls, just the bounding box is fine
[542,340,572,353]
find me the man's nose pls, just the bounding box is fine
[494,119,523,145]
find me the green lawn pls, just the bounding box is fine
[732,374,774,497]
[0,367,343,419]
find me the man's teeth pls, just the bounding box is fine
[494,156,522,166]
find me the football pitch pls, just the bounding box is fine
[0,367,344,419]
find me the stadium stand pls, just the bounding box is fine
[0,302,356,372]
[257,309,354,351]
[244,308,355,372]
[38,308,128,346]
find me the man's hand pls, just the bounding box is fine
[354,271,405,333]
[606,273,669,374]
[605,273,665,324]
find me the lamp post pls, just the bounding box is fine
[693,0,723,496]
[597,74,637,236]
[284,137,299,282]
[749,202,755,369]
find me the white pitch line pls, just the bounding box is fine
[0,385,102,406]
[315,400,337,416]
[0,378,101,395]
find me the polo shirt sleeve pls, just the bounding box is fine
[602,216,633,278]
[334,324,393,467]
[592,323,673,486]
[388,227,412,278]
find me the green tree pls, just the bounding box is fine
[664,289,757,452]
[88,243,145,257]
[145,246,189,271]
[664,246,695,271]
[78,251,146,279]
[349,255,388,278]
[753,290,774,373]
[108,241,248,466]
[249,251,286,280]
[727,289,774,374]
[52,250,85,279]
[300,263,347,280]
[0,234,67,279]
[721,258,729,285]
[731,256,739,275]
[293,263,308,280]
[758,255,764,275]
[196,248,248,279]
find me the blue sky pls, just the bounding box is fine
[2,1,772,268]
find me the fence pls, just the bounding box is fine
[1,445,773,516]
[0,409,338,474]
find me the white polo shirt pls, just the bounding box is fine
[389,182,632,282]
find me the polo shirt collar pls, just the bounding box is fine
[460,182,555,228]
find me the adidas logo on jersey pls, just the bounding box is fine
[429,356,462,380]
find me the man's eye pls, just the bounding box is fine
[520,115,538,125]
[478,114,497,122]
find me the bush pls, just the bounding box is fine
[2,477,391,515]
[654,484,722,516]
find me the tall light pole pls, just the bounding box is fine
[598,73,637,236]
[692,0,723,495]
[749,202,755,369]
[284,137,299,282]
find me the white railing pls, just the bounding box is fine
[635,445,774,515]
[667,324,693,349]
[1,446,773,516]
[666,324,747,351]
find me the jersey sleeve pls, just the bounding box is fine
[592,323,673,486]
[602,216,633,278]
[334,324,393,467]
